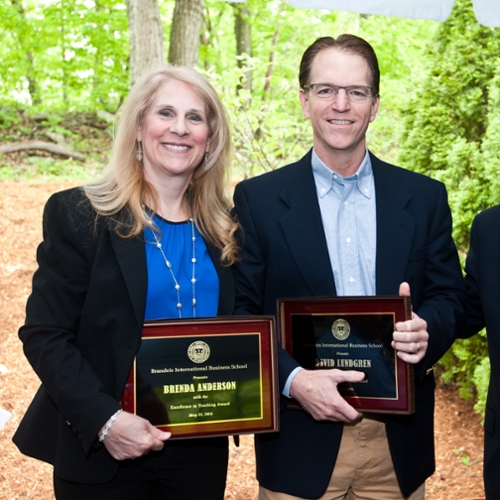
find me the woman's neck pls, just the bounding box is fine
[145,177,192,222]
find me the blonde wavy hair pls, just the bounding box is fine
[85,65,239,265]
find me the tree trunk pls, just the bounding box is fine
[126,0,165,86]
[168,0,204,66]
[264,0,286,94]
[233,2,252,93]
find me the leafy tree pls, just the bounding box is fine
[78,0,129,111]
[0,0,129,112]
[398,0,500,414]
[398,0,500,249]
[8,0,40,105]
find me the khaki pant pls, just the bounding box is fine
[259,417,425,500]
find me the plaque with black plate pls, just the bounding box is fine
[121,316,279,438]
[278,296,415,414]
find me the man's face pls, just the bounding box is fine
[299,48,379,169]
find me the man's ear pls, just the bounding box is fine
[369,95,380,123]
[299,89,311,119]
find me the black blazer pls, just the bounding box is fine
[462,205,500,499]
[232,150,467,498]
[13,187,234,483]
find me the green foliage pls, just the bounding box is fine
[200,1,320,176]
[0,158,99,181]
[438,331,490,419]
[1,0,439,175]
[398,0,500,249]
[398,0,500,416]
[205,62,310,178]
[0,106,22,129]
[438,331,488,400]
[0,0,129,112]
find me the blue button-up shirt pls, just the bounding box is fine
[312,148,377,296]
[283,149,377,397]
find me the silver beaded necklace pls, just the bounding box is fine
[147,215,197,318]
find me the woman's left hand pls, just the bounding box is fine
[101,411,171,460]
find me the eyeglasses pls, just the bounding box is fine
[302,83,377,103]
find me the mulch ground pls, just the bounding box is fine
[0,180,485,500]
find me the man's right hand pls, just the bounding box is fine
[289,369,365,422]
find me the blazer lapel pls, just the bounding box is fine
[109,230,147,329]
[279,153,337,296]
[205,239,235,315]
[372,154,415,295]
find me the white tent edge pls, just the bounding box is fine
[287,0,500,28]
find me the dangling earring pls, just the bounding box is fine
[204,152,208,165]
[136,141,143,162]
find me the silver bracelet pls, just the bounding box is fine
[99,409,123,442]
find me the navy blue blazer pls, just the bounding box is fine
[233,150,467,498]
[462,204,500,499]
[13,187,234,483]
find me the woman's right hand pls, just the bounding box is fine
[100,411,171,460]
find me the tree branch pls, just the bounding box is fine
[0,141,86,162]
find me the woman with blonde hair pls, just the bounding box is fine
[13,65,238,500]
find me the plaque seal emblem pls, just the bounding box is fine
[188,340,210,363]
[331,318,350,341]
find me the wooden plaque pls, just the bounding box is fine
[278,296,415,415]
[121,316,279,438]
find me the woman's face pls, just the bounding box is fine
[138,79,210,185]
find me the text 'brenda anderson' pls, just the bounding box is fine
[163,381,237,394]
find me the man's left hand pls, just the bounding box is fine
[391,282,429,364]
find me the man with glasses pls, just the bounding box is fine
[233,34,466,500]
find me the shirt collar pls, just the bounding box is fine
[311,148,373,199]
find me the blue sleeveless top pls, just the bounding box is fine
[143,215,219,320]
